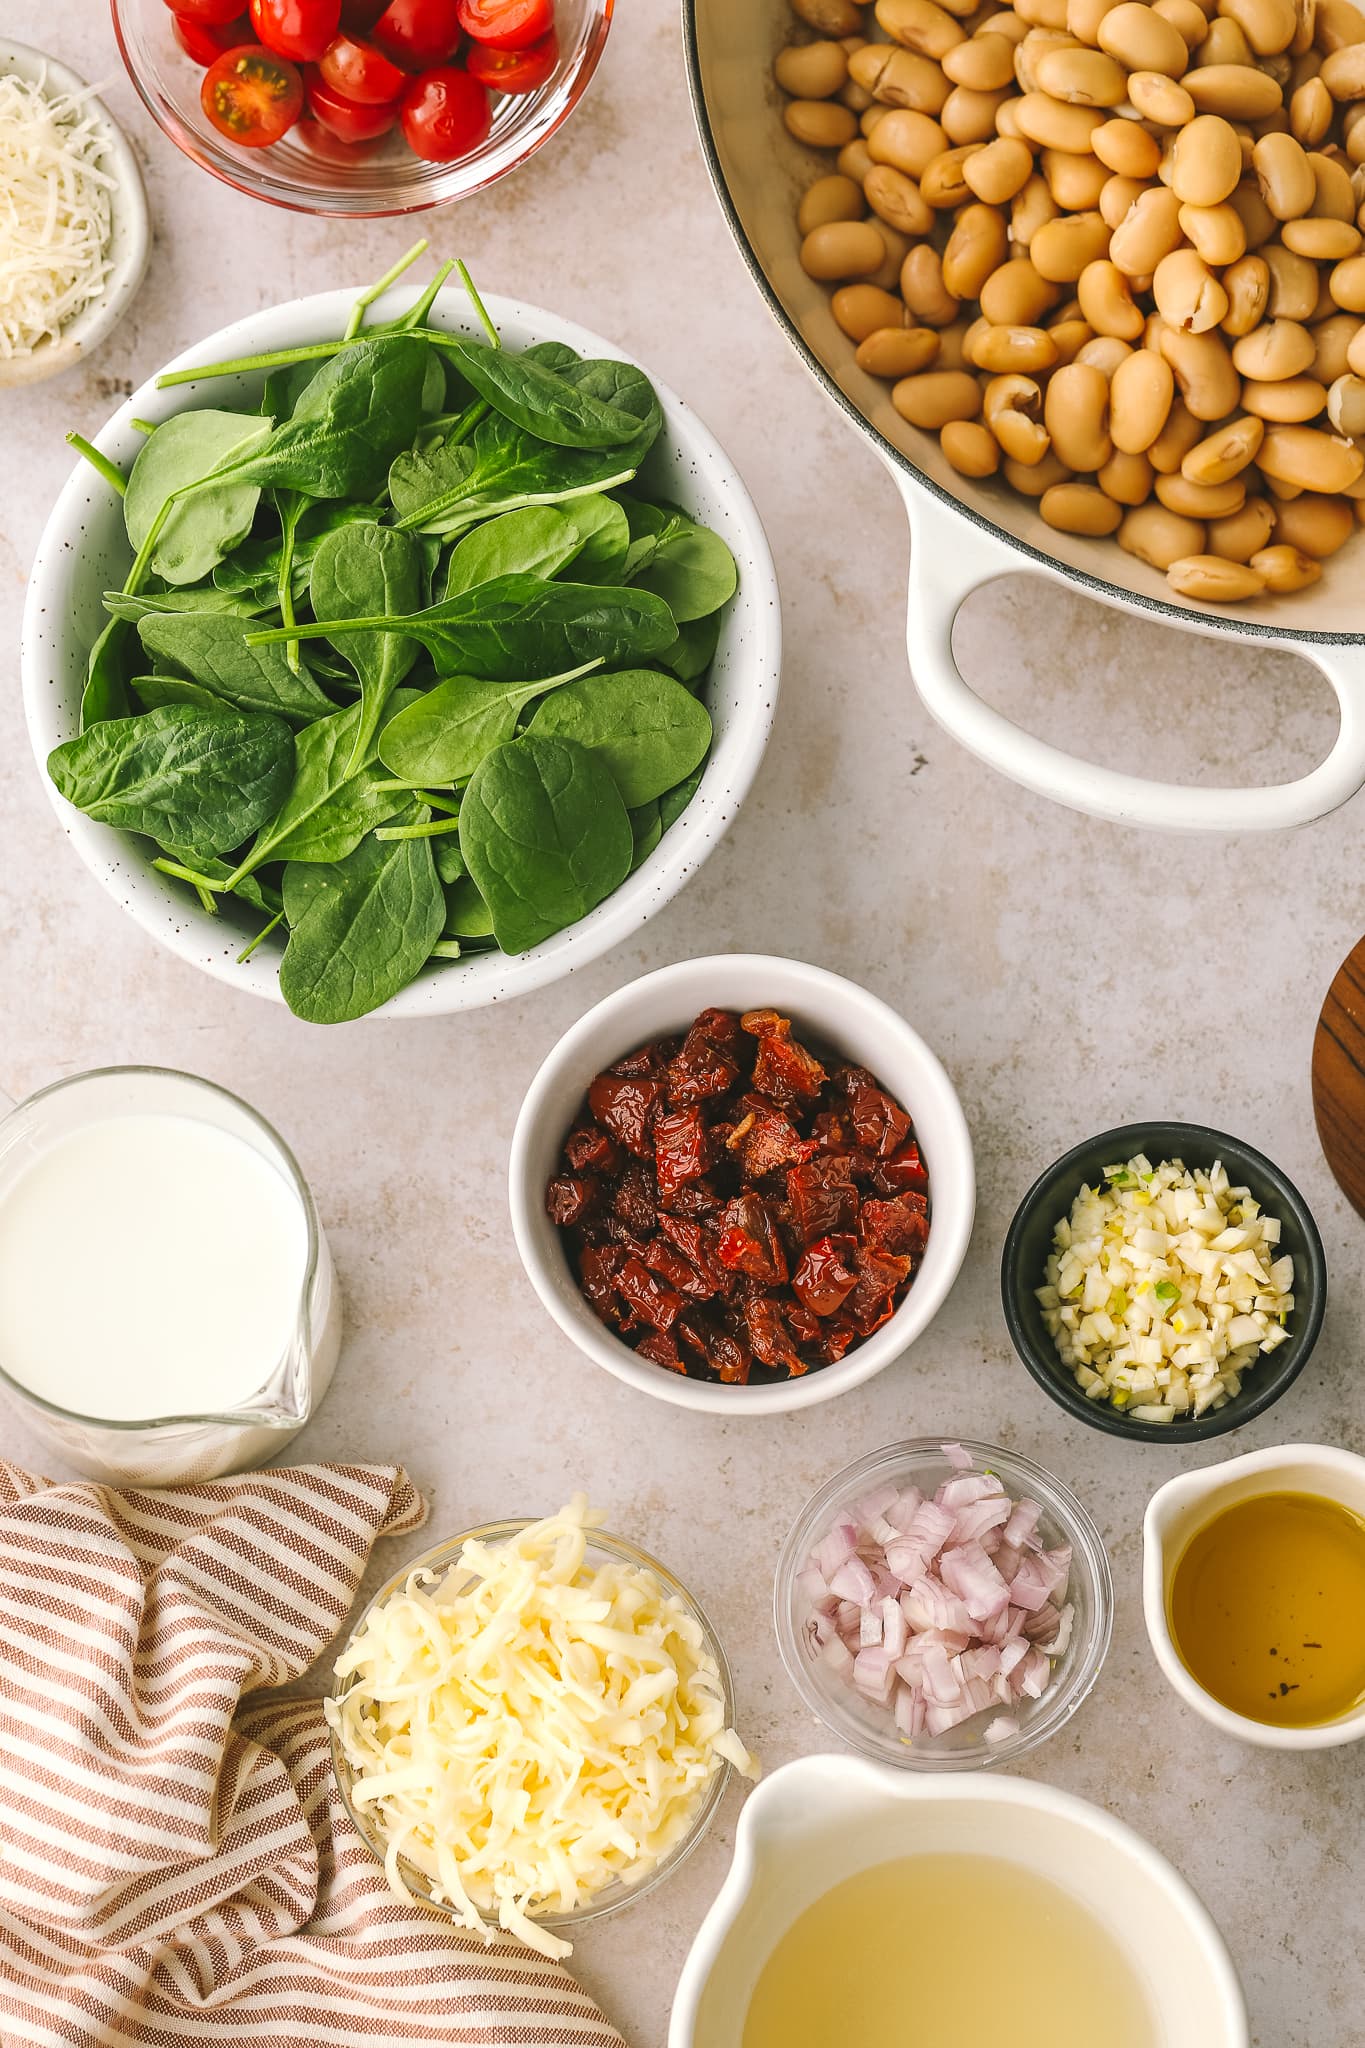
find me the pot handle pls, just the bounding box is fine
[900,485,1365,833]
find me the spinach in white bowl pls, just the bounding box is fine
[31,250,777,1023]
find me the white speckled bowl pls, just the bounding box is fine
[509,954,975,1414]
[0,40,148,387]
[21,287,780,1016]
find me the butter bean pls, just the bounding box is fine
[978,256,1061,321]
[901,242,964,321]
[792,0,865,30]
[1178,200,1249,262]
[1330,250,1365,304]
[1253,129,1318,213]
[1308,146,1356,216]
[832,283,915,337]
[920,142,987,202]
[1110,182,1186,269]
[1042,145,1112,205]
[1160,323,1244,414]
[1098,0,1192,67]
[1098,445,1156,498]
[1129,70,1198,122]
[1209,494,1279,553]
[1250,539,1325,582]
[892,366,987,421]
[1264,241,1322,313]
[1181,413,1266,478]
[1169,116,1246,203]
[1155,0,1210,42]
[1079,257,1148,334]
[856,324,942,374]
[1313,0,1365,49]
[1069,0,1126,40]
[1228,179,1280,247]
[1154,247,1232,328]
[1284,214,1363,256]
[801,220,889,278]
[1290,73,1335,139]
[1185,63,1287,117]
[941,201,1012,294]
[1012,170,1062,241]
[867,107,950,170]
[850,41,954,110]
[1100,172,1149,225]
[866,163,937,232]
[1004,448,1077,489]
[1201,14,1257,58]
[1049,314,1102,358]
[1014,89,1106,146]
[1155,470,1249,511]
[1271,488,1356,546]
[776,39,852,96]
[1042,480,1126,527]
[1092,117,1163,176]
[1320,41,1365,92]
[1241,371,1330,412]
[1112,345,1178,446]
[877,0,970,55]
[1231,314,1319,373]
[1118,500,1209,562]
[943,29,1020,85]
[798,172,868,233]
[940,417,1004,470]
[1035,43,1130,95]
[943,82,1018,137]
[1312,310,1361,375]
[786,99,862,146]
[1166,552,1268,596]
[985,370,1052,457]
[1258,419,1365,482]
[1045,358,1114,464]
[837,137,877,179]
[1221,0,1298,50]
[1077,333,1137,371]
[1031,209,1112,278]
[963,132,1037,198]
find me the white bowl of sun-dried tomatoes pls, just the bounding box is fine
[508,954,976,1415]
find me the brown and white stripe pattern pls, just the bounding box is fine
[0,1461,627,2048]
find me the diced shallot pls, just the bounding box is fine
[798,1445,1074,1750]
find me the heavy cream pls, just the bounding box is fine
[0,1112,309,1421]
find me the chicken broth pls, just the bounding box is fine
[741,1853,1158,2048]
[1169,1491,1365,1727]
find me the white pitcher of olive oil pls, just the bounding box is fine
[1144,1443,1365,1750]
[0,1067,342,1485]
[669,1754,1247,2048]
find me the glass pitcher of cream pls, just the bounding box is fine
[0,1067,342,1485]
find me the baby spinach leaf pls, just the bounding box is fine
[137,611,333,723]
[564,494,631,583]
[436,337,648,449]
[213,501,377,601]
[558,359,663,457]
[132,672,231,715]
[658,762,704,831]
[526,668,712,807]
[443,874,494,938]
[279,817,444,1024]
[230,337,433,501]
[105,585,264,622]
[257,576,678,679]
[81,617,133,729]
[443,506,580,597]
[629,798,662,871]
[309,521,424,761]
[388,415,642,537]
[434,835,468,885]
[233,700,405,877]
[125,410,272,586]
[377,660,598,785]
[522,341,580,371]
[458,733,632,955]
[662,610,723,683]
[48,706,294,854]
[623,500,738,621]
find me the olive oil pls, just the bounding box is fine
[741,1853,1158,2048]
[1169,1489,1365,1727]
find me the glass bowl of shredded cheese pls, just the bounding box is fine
[326,1496,759,1958]
[0,41,148,385]
[1002,1122,1327,1442]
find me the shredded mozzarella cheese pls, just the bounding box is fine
[1036,1154,1295,1421]
[0,70,116,360]
[326,1496,759,1958]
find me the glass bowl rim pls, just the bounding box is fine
[329,1515,737,1933]
[773,1437,1114,1773]
[108,0,614,219]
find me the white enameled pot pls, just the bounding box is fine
[668,1754,1248,2047]
[1144,1442,1365,1749]
[684,0,1365,834]
[22,288,780,1016]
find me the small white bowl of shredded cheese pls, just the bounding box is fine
[0,41,148,386]
[1002,1122,1326,1442]
[326,1496,759,1958]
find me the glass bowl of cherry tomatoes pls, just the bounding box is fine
[111,0,612,215]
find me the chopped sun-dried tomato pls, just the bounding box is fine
[547,1005,929,1385]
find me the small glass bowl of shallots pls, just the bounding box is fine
[775,1439,1113,1772]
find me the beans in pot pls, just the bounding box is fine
[774,0,1365,600]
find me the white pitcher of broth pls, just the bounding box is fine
[1144,1444,1365,1750]
[669,1754,1247,2048]
[0,1067,342,1485]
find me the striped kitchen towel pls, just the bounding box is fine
[0,1460,627,2048]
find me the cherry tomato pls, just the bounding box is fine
[372,0,461,68]
[454,0,552,51]
[201,44,305,143]
[165,0,248,23]
[296,112,385,156]
[306,66,400,136]
[399,64,490,158]
[465,25,555,89]
[172,11,251,61]
[318,31,407,100]
[248,0,340,61]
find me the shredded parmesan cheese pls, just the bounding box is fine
[326,1496,759,1958]
[0,70,116,360]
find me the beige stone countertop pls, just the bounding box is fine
[2,4,1364,2042]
